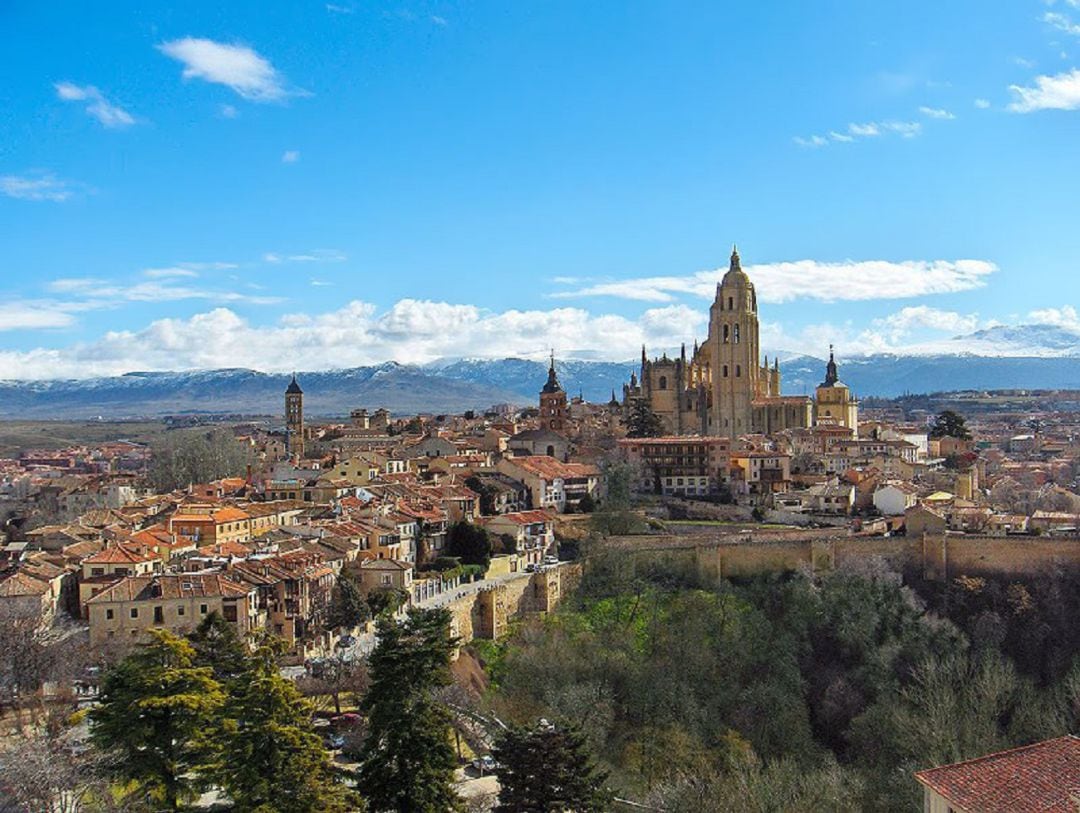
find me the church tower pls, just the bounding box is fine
[708,246,760,438]
[285,374,304,458]
[539,353,569,433]
[814,346,859,432]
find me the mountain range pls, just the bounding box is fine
[0,324,1078,419]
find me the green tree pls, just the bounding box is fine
[625,399,664,438]
[494,723,612,812]
[447,521,492,568]
[929,409,972,440]
[206,639,360,813]
[357,608,463,812]
[326,571,370,631]
[89,630,225,810]
[186,609,249,683]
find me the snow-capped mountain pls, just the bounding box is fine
[1,323,1078,418]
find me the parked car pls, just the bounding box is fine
[472,754,498,773]
[525,563,537,573]
[330,713,362,728]
[543,555,559,565]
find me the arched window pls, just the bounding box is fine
[736,365,741,377]
[728,296,733,310]
[733,324,740,344]
[658,375,667,390]
[723,324,729,342]
[723,365,728,377]
[546,445,556,457]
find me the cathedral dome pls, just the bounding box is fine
[720,245,752,287]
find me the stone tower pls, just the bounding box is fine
[709,246,760,438]
[539,353,568,433]
[814,346,859,431]
[285,374,304,458]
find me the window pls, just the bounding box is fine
[736,365,741,377]
[130,608,138,619]
[178,606,185,616]
[658,375,667,390]
[723,365,728,377]
[727,296,733,310]
[153,606,164,624]
[200,604,208,614]
[106,609,114,620]
[733,324,740,343]
[723,324,729,342]
[91,567,104,576]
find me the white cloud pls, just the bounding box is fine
[45,276,281,306]
[54,82,135,128]
[919,106,955,119]
[0,300,713,379]
[142,267,199,279]
[872,306,980,343]
[1013,56,1036,69]
[0,301,81,331]
[431,15,449,26]
[1,173,74,202]
[310,279,333,287]
[552,258,997,304]
[974,98,991,109]
[263,249,346,263]
[797,119,924,147]
[326,3,355,13]
[848,122,880,137]
[220,104,239,118]
[1008,68,1080,111]
[281,150,300,163]
[1043,11,1080,36]
[1028,305,1080,331]
[157,38,301,102]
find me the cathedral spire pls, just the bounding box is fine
[730,244,740,271]
[822,344,839,386]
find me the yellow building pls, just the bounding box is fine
[86,573,257,646]
[626,247,812,438]
[814,346,859,432]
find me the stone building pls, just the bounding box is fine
[539,354,568,432]
[285,374,304,458]
[623,247,813,438]
[814,346,859,430]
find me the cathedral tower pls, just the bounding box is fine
[708,246,760,438]
[539,353,568,432]
[285,374,304,458]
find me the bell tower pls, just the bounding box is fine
[709,246,760,438]
[285,374,304,458]
[539,352,568,433]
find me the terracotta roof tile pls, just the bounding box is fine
[914,735,1080,813]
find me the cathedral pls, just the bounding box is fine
[623,247,857,438]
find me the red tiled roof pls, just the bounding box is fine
[914,736,1080,813]
[82,545,155,565]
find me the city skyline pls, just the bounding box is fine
[3,0,1080,378]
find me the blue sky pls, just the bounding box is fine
[2,0,1079,378]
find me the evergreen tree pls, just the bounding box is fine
[447,521,492,568]
[929,409,972,440]
[494,723,611,812]
[326,571,370,631]
[206,639,360,813]
[187,609,249,683]
[89,630,225,810]
[626,399,664,438]
[357,608,463,812]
